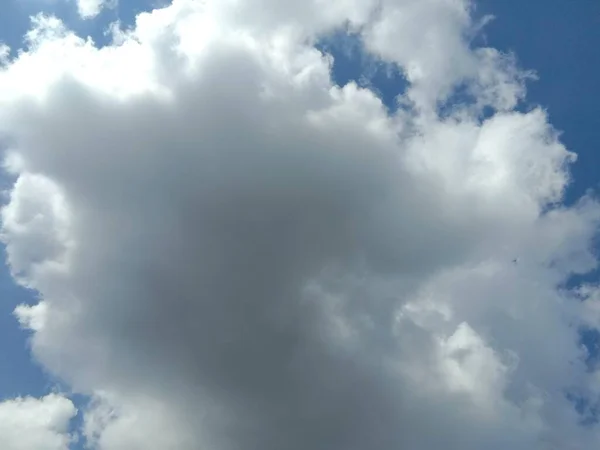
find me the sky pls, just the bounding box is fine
[0,0,600,449]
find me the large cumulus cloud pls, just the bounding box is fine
[1,0,600,448]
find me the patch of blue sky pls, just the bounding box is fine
[566,390,600,427]
[317,30,407,113]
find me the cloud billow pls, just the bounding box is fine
[0,0,599,449]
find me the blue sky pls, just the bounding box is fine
[0,0,600,446]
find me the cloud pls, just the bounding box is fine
[0,394,76,450]
[0,0,600,448]
[76,0,114,19]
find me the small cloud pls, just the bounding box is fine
[76,0,117,19]
[0,394,77,450]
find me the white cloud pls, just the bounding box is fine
[0,0,599,449]
[0,394,76,450]
[76,0,114,19]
